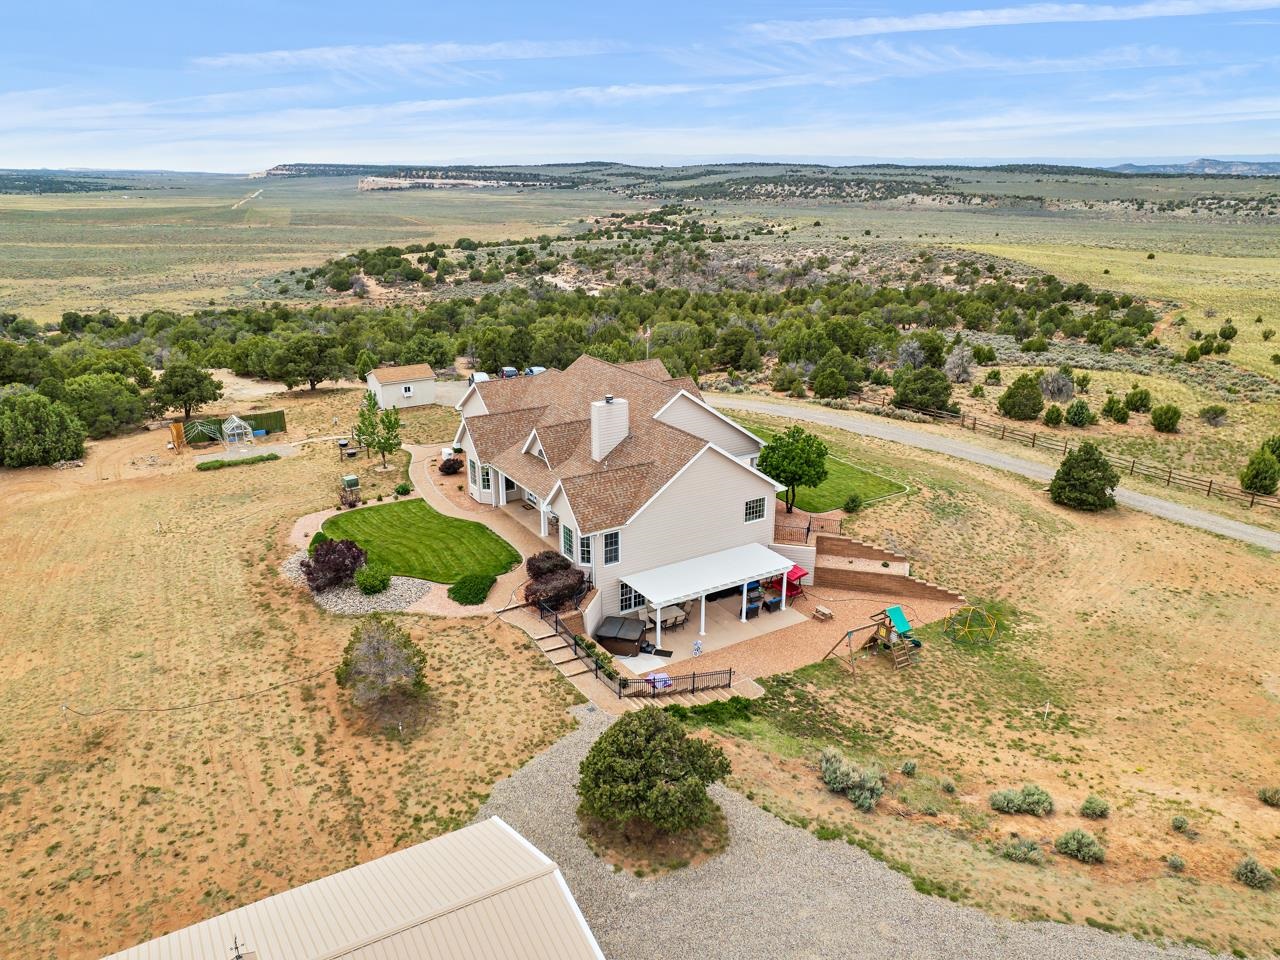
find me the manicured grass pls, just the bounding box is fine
[322,498,519,583]
[752,425,907,513]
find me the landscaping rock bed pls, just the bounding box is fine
[281,549,431,614]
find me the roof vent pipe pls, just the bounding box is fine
[605,395,614,404]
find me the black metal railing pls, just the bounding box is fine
[538,602,735,699]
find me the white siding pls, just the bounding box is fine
[655,394,761,459]
[458,429,495,505]
[367,373,437,409]
[593,449,778,617]
[547,488,590,570]
[458,389,489,418]
[768,543,815,584]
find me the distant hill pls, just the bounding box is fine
[1108,158,1280,177]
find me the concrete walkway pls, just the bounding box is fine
[712,395,1280,553]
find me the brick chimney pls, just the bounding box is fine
[590,395,629,461]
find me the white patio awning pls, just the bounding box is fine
[620,543,795,610]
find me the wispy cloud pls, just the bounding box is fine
[193,39,617,74]
[747,0,1280,43]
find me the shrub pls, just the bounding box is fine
[0,393,86,467]
[1219,323,1238,340]
[1233,856,1275,891]
[1064,399,1095,427]
[1050,442,1120,512]
[1042,404,1063,427]
[524,567,586,610]
[1198,404,1228,426]
[1151,404,1182,433]
[1021,335,1049,353]
[772,364,804,393]
[843,492,864,513]
[1124,387,1153,413]
[448,573,495,605]
[1263,328,1275,341]
[394,481,411,496]
[812,368,849,399]
[199,453,279,471]
[301,539,367,592]
[355,562,392,595]
[1055,829,1105,864]
[1185,345,1201,363]
[1101,395,1129,423]
[997,373,1044,421]
[438,456,463,475]
[984,369,1002,384]
[308,530,331,556]
[869,367,892,386]
[1039,367,1075,403]
[1239,448,1280,496]
[990,784,1054,816]
[335,615,426,711]
[578,707,730,834]
[970,384,985,398]
[1001,838,1045,865]
[1171,815,1190,833]
[1075,372,1092,394]
[1080,795,1110,819]
[1166,854,1185,873]
[1259,787,1280,808]
[900,760,917,777]
[526,550,571,579]
[892,366,952,412]
[819,747,886,812]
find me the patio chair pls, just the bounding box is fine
[745,602,761,621]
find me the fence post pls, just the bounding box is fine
[1063,438,1069,455]
[1250,492,1256,508]
[691,672,697,694]
[1000,425,1006,440]
[1130,458,1136,476]
[1030,433,1036,448]
[1166,466,1173,487]
[1207,479,1213,496]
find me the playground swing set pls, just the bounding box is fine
[825,604,923,673]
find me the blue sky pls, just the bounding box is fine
[4,0,1280,171]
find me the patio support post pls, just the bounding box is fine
[655,605,663,650]
[699,594,706,636]
[495,471,506,506]
[539,505,548,537]
[781,575,787,610]
[740,583,748,622]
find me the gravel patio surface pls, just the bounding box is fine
[478,706,1213,960]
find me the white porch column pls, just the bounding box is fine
[780,575,787,610]
[655,605,663,650]
[699,594,706,635]
[495,471,506,506]
[740,583,748,622]
[539,505,548,537]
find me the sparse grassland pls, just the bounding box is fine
[0,388,576,960]
[686,416,1280,955]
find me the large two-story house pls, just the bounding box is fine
[454,355,804,638]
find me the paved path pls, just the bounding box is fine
[712,396,1280,553]
[478,705,1212,960]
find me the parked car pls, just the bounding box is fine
[468,371,491,385]
[498,366,519,379]
[523,366,547,376]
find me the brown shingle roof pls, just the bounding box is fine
[369,363,436,384]
[461,355,734,532]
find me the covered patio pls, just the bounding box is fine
[614,543,801,668]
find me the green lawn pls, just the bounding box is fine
[752,426,908,513]
[322,499,520,583]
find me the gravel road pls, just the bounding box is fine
[477,706,1214,960]
[711,396,1280,553]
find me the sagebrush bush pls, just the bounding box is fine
[1080,794,1110,819]
[1001,837,1045,865]
[990,784,1054,816]
[448,573,496,606]
[1171,815,1190,833]
[1055,829,1105,863]
[819,748,885,812]
[900,760,917,777]
[1233,856,1275,890]
[354,562,391,595]
[1198,404,1228,426]
[1166,854,1185,873]
[1258,787,1280,808]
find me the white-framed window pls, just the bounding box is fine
[468,459,477,486]
[579,535,592,565]
[562,524,576,558]
[620,582,646,612]
[480,466,491,491]
[603,531,620,565]
[402,384,413,396]
[745,496,766,523]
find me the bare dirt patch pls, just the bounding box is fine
[578,807,730,877]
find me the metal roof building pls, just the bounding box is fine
[102,818,604,960]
